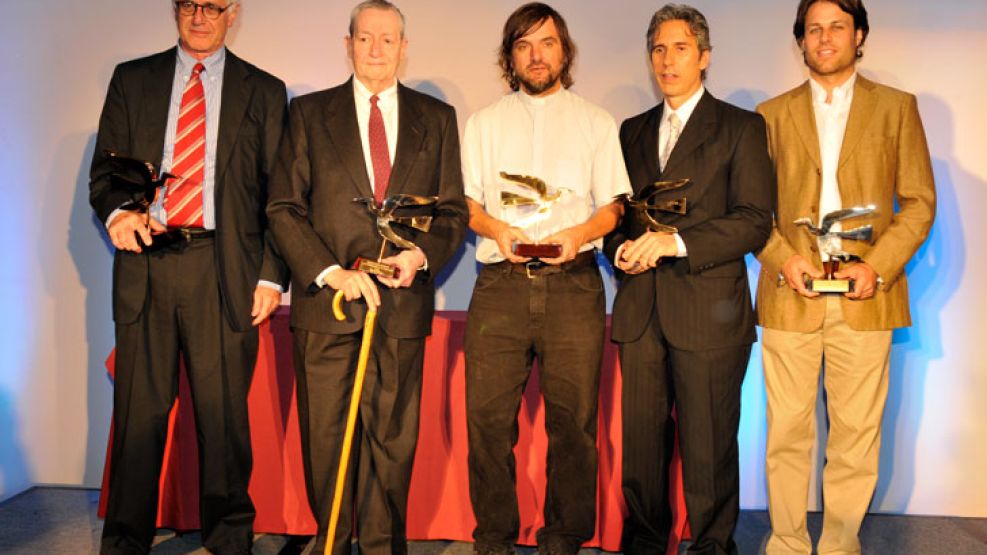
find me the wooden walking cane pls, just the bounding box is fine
[324,289,378,555]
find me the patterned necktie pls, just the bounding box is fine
[660,111,682,172]
[165,63,206,227]
[369,94,391,205]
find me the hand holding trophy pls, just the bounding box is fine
[614,178,690,271]
[498,171,571,258]
[794,204,876,293]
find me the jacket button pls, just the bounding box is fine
[809,246,818,252]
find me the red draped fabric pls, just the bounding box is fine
[99,309,688,552]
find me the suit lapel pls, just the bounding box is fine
[216,50,250,196]
[140,48,177,166]
[635,105,661,186]
[662,90,716,177]
[388,84,426,194]
[838,75,877,172]
[325,78,373,198]
[787,82,822,172]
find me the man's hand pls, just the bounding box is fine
[325,268,381,308]
[378,248,426,289]
[836,261,878,300]
[495,222,533,263]
[620,231,678,270]
[615,240,647,274]
[108,211,166,253]
[251,285,282,326]
[539,227,586,265]
[781,254,823,298]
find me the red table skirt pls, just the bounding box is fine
[100,309,687,551]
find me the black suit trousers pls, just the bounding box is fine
[292,324,425,555]
[620,309,749,555]
[101,239,257,555]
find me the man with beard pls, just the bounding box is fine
[266,1,466,553]
[755,1,935,553]
[461,4,631,554]
[604,4,774,553]
[89,1,287,552]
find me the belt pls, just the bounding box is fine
[145,227,215,252]
[495,250,597,278]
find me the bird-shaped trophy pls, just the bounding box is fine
[794,204,876,293]
[103,150,177,245]
[616,177,690,233]
[351,193,438,279]
[499,171,571,258]
[104,150,176,218]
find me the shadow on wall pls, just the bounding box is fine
[60,133,116,488]
[873,93,971,512]
[0,388,31,502]
[406,78,475,312]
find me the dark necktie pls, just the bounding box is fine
[369,94,391,205]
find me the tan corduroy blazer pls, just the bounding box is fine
[755,75,936,332]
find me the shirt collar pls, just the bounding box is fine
[663,85,704,126]
[353,77,399,108]
[176,44,226,77]
[517,86,566,107]
[809,72,856,107]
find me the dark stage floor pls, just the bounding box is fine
[1,487,984,554]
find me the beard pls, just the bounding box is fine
[517,64,562,95]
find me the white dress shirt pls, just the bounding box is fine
[810,73,856,260]
[462,88,632,264]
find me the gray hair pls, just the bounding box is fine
[646,4,712,79]
[349,0,406,38]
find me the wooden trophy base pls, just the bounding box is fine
[512,243,562,259]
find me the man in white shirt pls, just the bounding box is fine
[266,1,467,553]
[461,4,630,554]
[755,1,935,554]
[603,4,773,553]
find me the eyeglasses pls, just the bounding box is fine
[174,1,235,20]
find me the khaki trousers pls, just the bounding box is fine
[762,296,891,555]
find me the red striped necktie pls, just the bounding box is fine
[369,94,391,205]
[165,63,206,228]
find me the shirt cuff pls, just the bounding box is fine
[105,207,128,229]
[257,280,283,293]
[316,265,342,288]
[614,243,626,267]
[673,233,687,257]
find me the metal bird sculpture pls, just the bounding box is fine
[498,171,572,229]
[104,150,177,213]
[354,193,438,251]
[615,178,691,233]
[793,204,876,240]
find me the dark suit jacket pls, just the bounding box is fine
[266,79,467,338]
[604,91,774,351]
[89,47,289,332]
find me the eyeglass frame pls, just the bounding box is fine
[173,1,237,20]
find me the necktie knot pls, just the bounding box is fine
[370,94,379,108]
[192,63,205,79]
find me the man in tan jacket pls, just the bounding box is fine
[755,1,935,554]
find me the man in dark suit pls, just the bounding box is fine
[603,4,773,554]
[89,1,288,554]
[265,1,467,553]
